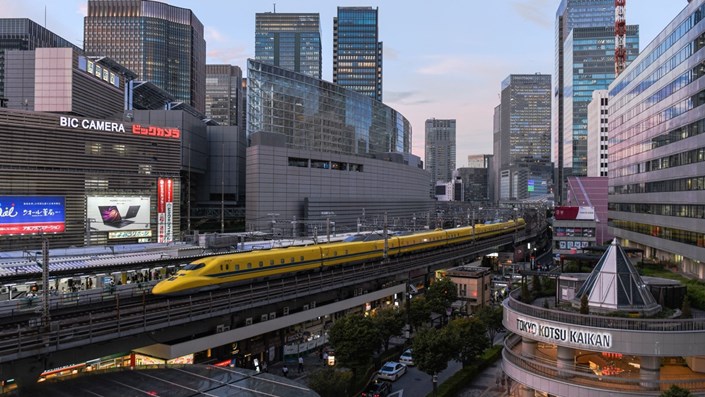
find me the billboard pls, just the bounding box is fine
[87,196,150,232]
[0,196,65,235]
[157,178,174,243]
[554,206,595,220]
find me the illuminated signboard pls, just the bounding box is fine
[59,116,180,140]
[516,317,612,349]
[87,196,151,232]
[0,196,65,235]
[108,230,152,239]
[157,178,174,243]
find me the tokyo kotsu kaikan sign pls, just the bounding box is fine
[516,317,612,349]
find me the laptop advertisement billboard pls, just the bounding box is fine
[87,196,150,232]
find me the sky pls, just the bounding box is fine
[1,0,690,166]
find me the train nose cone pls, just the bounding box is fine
[151,280,171,295]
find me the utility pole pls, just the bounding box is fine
[383,212,388,260]
[41,233,50,328]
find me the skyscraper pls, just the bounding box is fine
[0,18,80,102]
[333,7,383,101]
[496,74,552,200]
[84,0,206,113]
[553,0,638,202]
[205,65,243,127]
[587,89,609,177]
[425,119,456,186]
[255,13,322,79]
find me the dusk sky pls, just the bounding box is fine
[3,0,688,166]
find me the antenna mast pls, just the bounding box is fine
[615,0,627,76]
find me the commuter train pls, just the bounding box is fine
[151,218,525,296]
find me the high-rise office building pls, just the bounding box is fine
[425,119,456,186]
[495,74,552,200]
[587,90,609,177]
[0,18,80,102]
[333,7,383,101]
[610,0,705,277]
[553,0,638,202]
[84,0,206,113]
[205,65,243,127]
[255,13,322,79]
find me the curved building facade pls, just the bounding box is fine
[245,59,430,234]
[247,59,410,157]
[608,0,705,279]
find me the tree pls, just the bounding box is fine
[580,293,590,315]
[308,367,353,397]
[532,274,542,293]
[328,314,380,370]
[520,279,531,302]
[447,317,490,368]
[372,306,405,351]
[425,277,458,325]
[475,305,504,345]
[407,296,432,331]
[681,295,692,319]
[660,385,693,397]
[413,326,455,393]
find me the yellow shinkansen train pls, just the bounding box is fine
[151,218,525,296]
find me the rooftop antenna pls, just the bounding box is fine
[273,3,276,13]
[44,5,46,28]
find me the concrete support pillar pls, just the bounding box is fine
[640,355,661,390]
[519,384,535,397]
[521,336,537,359]
[556,346,575,378]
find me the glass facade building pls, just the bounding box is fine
[333,7,383,102]
[563,26,639,177]
[0,18,80,100]
[425,118,456,185]
[609,0,705,279]
[553,0,636,201]
[247,59,410,156]
[205,65,243,127]
[496,74,552,200]
[84,0,206,113]
[255,13,322,80]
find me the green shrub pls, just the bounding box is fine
[423,345,502,397]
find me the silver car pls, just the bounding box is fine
[399,349,414,366]
[377,361,407,381]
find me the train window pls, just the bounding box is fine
[235,265,240,270]
[334,251,337,256]
[168,277,177,281]
[270,260,275,266]
[290,257,295,263]
[247,263,252,269]
[345,250,348,255]
[220,265,223,271]
[280,259,285,264]
[300,256,304,261]
[183,263,205,271]
[226,264,229,270]
[259,261,263,268]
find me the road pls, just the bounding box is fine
[384,360,462,397]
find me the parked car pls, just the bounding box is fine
[399,348,414,366]
[360,379,392,397]
[377,361,407,381]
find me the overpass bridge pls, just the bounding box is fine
[0,230,544,387]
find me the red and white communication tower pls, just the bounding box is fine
[615,0,627,76]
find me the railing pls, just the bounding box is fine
[505,289,705,332]
[0,234,517,362]
[503,334,705,393]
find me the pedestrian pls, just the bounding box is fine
[282,364,289,377]
[323,351,328,366]
[298,356,304,373]
[262,361,268,373]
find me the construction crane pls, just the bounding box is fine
[615,0,627,76]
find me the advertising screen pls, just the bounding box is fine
[0,196,65,235]
[87,196,150,232]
